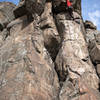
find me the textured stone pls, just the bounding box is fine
[96,64,100,77]
[59,78,100,100]
[40,1,61,60]
[85,26,100,64]
[25,0,46,15]
[84,20,97,30]
[13,1,27,18]
[55,13,99,89]
[0,0,100,100]
[0,2,15,30]
[89,42,100,64]
[0,15,59,100]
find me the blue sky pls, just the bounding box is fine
[0,0,100,30]
[0,0,19,5]
[82,0,100,30]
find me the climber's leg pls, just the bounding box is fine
[68,7,74,20]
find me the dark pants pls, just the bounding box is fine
[68,7,74,19]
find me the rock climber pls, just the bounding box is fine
[66,0,74,19]
[66,0,72,8]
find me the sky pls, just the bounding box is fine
[0,0,19,5]
[0,0,100,30]
[82,0,100,30]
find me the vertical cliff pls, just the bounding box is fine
[0,0,100,100]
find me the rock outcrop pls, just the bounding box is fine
[0,0,100,100]
[85,21,100,78]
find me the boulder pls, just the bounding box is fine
[84,20,97,30]
[85,22,100,82]
[85,24,100,64]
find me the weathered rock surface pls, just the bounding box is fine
[54,12,99,90]
[40,1,61,60]
[0,2,16,31]
[84,20,97,30]
[85,21,100,79]
[0,15,59,100]
[0,0,100,100]
[13,1,27,18]
[59,78,100,100]
[25,0,46,15]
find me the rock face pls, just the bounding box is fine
[0,0,100,100]
[0,2,15,31]
[85,21,100,78]
[25,0,46,15]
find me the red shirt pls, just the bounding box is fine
[66,0,72,7]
